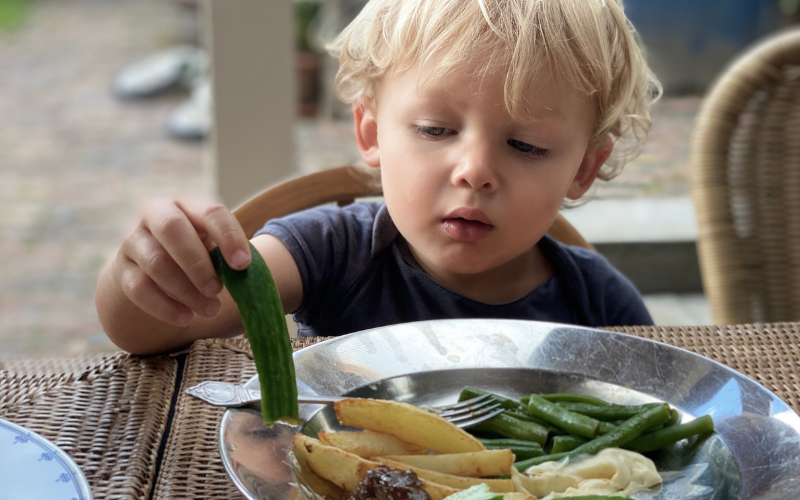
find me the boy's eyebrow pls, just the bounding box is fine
[413,87,567,121]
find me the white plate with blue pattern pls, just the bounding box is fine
[0,417,92,500]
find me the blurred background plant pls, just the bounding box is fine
[295,0,321,52]
[781,0,800,15]
[0,0,37,31]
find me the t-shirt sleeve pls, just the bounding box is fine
[571,247,654,327]
[601,267,654,326]
[254,203,381,327]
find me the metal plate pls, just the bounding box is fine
[219,319,800,500]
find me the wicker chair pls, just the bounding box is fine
[690,28,800,325]
[232,165,594,250]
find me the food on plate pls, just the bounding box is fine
[293,433,459,500]
[347,465,431,500]
[379,449,514,477]
[292,442,346,499]
[375,456,514,492]
[210,242,298,426]
[513,448,661,500]
[334,398,485,454]
[319,429,428,457]
[294,391,715,500]
[623,415,715,453]
[478,439,544,461]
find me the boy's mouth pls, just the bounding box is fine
[441,208,494,242]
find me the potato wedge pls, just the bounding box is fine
[382,449,513,477]
[502,493,536,500]
[334,398,485,454]
[318,430,428,457]
[420,479,462,500]
[375,457,514,493]
[294,434,379,491]
[294,434,459,500]
[291,442,345,500]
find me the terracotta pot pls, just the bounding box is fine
[296,51,321,117]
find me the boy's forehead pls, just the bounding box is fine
[381,62,593,123]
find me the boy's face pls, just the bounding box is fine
[354,63,610,280]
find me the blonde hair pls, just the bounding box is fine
[327,0,661,181]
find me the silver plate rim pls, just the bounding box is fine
[220,318,800,500]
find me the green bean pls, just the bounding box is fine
[513,452,568,471]
[527,395,600,439]
[458,386,542,423]
[478,437,543,448]
[478,438,545,460]
[460,387,527,412]
[460,387,556,429]
[597,421,618,434]
[503,409,558,429]
[555,401,663,421]
[624,415,715,453]
[549,434,589,454]
[483,444,544,461]
[666,408,681,427]
[471,412,549,446]
[568,403,671,458]
[521,393,611,407]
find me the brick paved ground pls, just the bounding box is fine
[0,0,701,355]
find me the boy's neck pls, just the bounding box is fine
[408,243,553,305]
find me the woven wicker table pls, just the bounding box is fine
[1,323,798,499]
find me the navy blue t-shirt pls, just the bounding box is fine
[257,202,653,337]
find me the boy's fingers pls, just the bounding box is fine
[178,199,251,270]
[116,257,196,327]
[122,229,222,318]
[143,200,222,298]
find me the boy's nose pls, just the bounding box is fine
[451,141,499,192]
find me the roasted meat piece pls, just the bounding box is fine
[346,465,431,500]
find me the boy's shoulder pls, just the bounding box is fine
[540,235,653,326]
[540,235,610,281]
[257,200,397,258]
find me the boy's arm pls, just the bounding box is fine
[95,200,302,355]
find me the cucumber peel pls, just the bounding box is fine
[210,242,299,426]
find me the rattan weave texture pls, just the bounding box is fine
[606,323,800,413]
[690,28,800,324]
[0,352,177,499]
[152,335,329,499]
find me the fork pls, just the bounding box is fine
[186,381,505,428]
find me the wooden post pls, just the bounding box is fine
[201,0,296,208]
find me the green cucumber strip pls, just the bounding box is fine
[211,243,299,426]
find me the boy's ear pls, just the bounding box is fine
[566,135,613,200]
[353,97,380,168]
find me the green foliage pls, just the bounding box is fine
[0,0,36,31]
[780,0,800,15]
[294,0,320,51]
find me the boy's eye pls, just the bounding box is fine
[415,126,449,137]
[508,139,548,158]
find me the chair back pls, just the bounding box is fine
[690,28,800,324]
[233,165,594,250]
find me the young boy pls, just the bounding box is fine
[96,0,661,354]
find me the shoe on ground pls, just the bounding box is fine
[112,45,206,99]
[166,78,211,140]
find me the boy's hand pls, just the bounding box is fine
[113,198,250,327]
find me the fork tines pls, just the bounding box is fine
[427,394,506,428]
